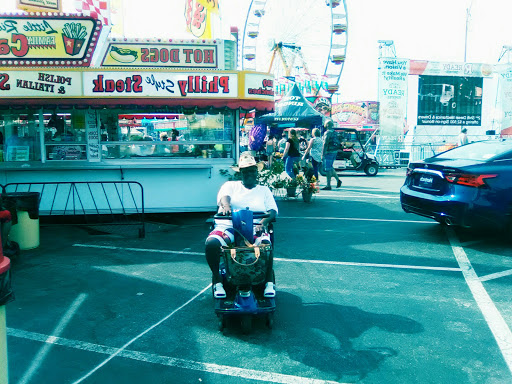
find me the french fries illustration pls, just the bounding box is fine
[62,22,87,56]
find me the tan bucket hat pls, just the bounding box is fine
[231,152,265,172]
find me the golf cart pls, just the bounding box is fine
[321,127,379,176]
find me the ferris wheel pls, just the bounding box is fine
[241,0,348,96]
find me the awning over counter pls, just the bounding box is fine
[0,97,274,111]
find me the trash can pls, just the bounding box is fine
[2,192,40,250]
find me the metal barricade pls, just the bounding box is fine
[371,142,456,168]
[1,181,145,238]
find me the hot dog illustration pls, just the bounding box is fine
[109,46,138,63]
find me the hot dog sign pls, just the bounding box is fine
[0,14,101,67]
[101,39,220,69]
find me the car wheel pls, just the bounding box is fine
[364,163,378,176]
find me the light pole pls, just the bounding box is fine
[464,0,474,62]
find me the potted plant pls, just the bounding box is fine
[284,177,298,197]
[296,175,319,202]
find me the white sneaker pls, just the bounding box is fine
[213,283,226,299]
[264,282,276,298]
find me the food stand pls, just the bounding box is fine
[0,13,275,213]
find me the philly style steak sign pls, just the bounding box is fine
[83,71,237,98]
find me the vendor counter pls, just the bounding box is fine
[0,158,233,213]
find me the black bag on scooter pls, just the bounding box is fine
[221,244,271,286]
[220,209,272,286]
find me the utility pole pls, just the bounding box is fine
[464,0,473,62]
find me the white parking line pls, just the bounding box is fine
[8,328,343,384]
[446,227,512,375]
[73,243,203,255]
[275,258,462,272]
[315,194,400,199]
[334,188,400,199]
[480,269,512,282]
[279,216,433,224]
[71,284,211,384]
[73,244,458,272]
[18,293,87,384]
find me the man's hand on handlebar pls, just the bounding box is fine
[219,204,232,216]
[218,195,232,216]
[258,209,277,230]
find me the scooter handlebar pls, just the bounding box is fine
[213,211,270,220]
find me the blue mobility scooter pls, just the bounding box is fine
[212,209,276,334]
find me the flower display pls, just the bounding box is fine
[295,174,319,194]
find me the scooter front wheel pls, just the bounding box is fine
[241,315,252,334]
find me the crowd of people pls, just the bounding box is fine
[256,120,343,190]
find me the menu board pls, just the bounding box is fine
[86,110,100,162]
[6,146,30,161]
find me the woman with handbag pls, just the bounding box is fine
[302,128,323,181]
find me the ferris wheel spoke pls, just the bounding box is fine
[242,0,349,96]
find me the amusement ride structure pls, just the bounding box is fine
[241,0,348,98]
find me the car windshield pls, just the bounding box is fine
[435,140,512,161]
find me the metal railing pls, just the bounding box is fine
[367,134,504,168]
[1,181,145,238]
[368,143,459,167]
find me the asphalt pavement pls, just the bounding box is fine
[5,167,512,384]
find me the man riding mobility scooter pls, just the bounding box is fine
[212,209,276,334]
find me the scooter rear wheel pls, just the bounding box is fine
[266,313,274,329]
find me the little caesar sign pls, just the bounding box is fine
[82,72,237,98]
[101,41,220,69]
[0,14,100,67]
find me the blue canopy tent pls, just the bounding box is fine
[256,83,326,127]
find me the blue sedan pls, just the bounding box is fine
[400,140,512,232]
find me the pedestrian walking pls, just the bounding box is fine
[321,120,341,190]
[282,129,301,178]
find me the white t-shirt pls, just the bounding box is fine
[457,132,468,146]
[310,137,323,162]
[217,181,278,214]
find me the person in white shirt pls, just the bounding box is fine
[457,127,469,146]
[205,152,278,299]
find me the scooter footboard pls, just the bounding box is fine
[221,244,271,286]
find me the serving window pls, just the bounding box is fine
[1,112,42,162]
[98,110,235,160]
[0,107,236,164]
[44,112,87,161]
